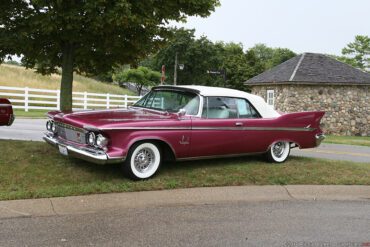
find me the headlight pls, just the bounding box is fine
[46,121,52,131]
[87,132,96,146]
[96,134,108,148]
[51,122,57,133]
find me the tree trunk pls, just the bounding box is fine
[137,85,142,96]
[60,43,74,112]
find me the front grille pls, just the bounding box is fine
[55,122,86,144]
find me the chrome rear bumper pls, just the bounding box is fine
[43,133,125,165]
[315,133,325,147]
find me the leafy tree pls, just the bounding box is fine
[4,60,20,66]
[113,66,161,95]
[220,43,253,91]
[0,0,219,111]
[249,44,296,70]
[142,30,295,91]
[267,48,296,69]
[341,35,370,71]
[249,44,274,64]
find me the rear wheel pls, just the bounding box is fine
[266,141,290,163]
[122,142,161,180]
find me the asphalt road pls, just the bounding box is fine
[0,119,369,163]
[0,118,46,141]
[0,200,369,247]
[290,143,370,163]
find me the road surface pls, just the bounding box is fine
[1,119,369,163]
[0,200,369,247]
[0,118,46,141]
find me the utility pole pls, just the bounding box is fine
[174,52,178,85]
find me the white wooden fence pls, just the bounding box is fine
[0,86,141,111]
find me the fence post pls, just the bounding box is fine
[84,92,87,110]
[107,93,110,109]
[24,87,29,112]
[57,90,60,110]
[124,95,128,108]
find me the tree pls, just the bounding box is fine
[249,44,274,64]
[267,48,296,69]
[249,44,296,70]
[142,30,296,91]
[113,67,161,95]
[0,0,219,111]
[342,35,370,71]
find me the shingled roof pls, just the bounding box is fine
[245,53,370,85]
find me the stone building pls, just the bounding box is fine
[245,53,370,136]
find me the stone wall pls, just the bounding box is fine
[251,84,370,136]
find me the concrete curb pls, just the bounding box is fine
[0,185,369,219]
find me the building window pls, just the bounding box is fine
[266,90,275,108]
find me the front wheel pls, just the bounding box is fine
[122,142,161,180]
[265,141,290,163]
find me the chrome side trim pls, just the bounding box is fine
[43,133,125,165]
[177,152,265,161]
[85,126,192,131]
[0,104,12,107]
[84,126,314,132]
[192,126,316,132]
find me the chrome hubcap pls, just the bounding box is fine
[134,148,155,172]
[272,142,285,158]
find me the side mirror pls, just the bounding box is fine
[178,109,186,117]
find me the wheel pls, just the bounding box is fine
[266,141,290,163]
[122,142,161,180]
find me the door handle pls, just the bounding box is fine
[235,122,243,126]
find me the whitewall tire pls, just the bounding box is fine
[266,141,290,163]
[123,142,161,180]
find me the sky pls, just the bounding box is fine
[173,0,370,55]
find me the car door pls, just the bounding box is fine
[189,96,246,158]
[234,98,273,153]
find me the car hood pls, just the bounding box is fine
[52,107,179,129]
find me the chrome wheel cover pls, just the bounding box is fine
[134,147,155,173]
[272,142,285,158]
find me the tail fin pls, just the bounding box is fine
[278,111,325,130]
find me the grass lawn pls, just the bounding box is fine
[0,140,369,201]
[0,64,133,95]
[324,135,370,147]
[14,109,49,118]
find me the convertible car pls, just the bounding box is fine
[44,85,325,180]
[0,98,15,126]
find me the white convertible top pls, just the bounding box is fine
[158,85,281,118]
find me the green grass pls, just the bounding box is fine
[0,64,133,95]
[14,109,49,118]
[0,140,369,201]
[325,135,370,147]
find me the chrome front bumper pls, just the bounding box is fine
[315,133,326,147]
[43,133,125,165]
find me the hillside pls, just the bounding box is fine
[0,64,133,95]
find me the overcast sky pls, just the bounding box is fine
[173,0,369,55]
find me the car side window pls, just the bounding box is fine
[202,97,238,119]
[235,98,260,118]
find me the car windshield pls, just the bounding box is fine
[133,90,200,115]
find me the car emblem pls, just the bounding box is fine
[179,135,190,145]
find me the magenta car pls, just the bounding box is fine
[0,98,15,126]
[44,86,325,180]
